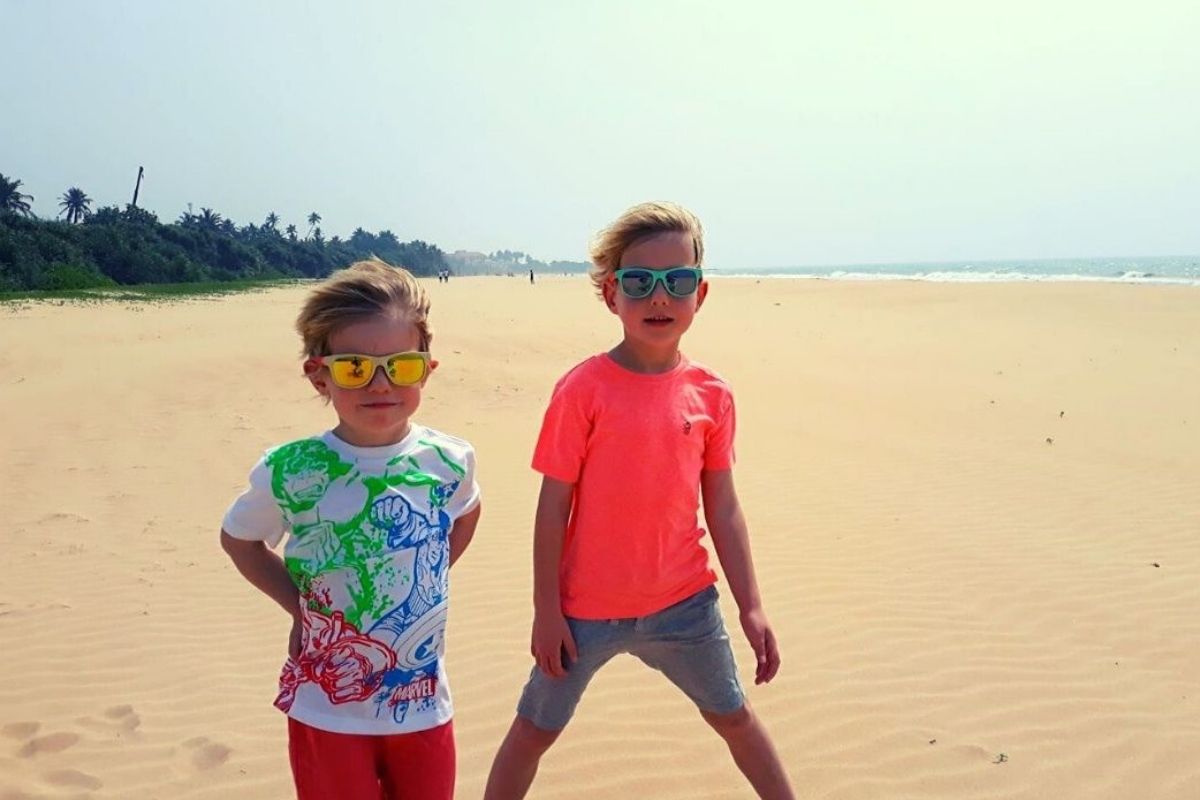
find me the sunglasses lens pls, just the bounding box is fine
[665,269,699,296]
[329,356,374,388]
[387,354,427,385]
[619,270,655,298]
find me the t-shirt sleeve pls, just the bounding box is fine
[221,457,288,547]
[703,391,737,471]
[531,376,591,484]
[444,445,481,521]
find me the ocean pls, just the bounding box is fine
[717,255,1200,286]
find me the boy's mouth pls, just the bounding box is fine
[643,315,674,326]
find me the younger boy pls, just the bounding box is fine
[221,259,481,799]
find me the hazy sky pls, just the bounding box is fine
[4,0,1198,267]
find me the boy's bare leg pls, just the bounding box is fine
[483,716,562,800]
[700,703,796,800]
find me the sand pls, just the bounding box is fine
[1,276,1197,799]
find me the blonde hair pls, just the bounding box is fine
[296,258,432,357]
[587,201,705,296]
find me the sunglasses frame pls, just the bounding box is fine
[312,351,431,389]
[612,267,704,299]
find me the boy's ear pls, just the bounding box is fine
[695,279,709,311]
[602,276,619,313]
[302,358,330,396]
[422,358,439,386]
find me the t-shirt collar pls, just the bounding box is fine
[321,424,425,461]
[600,351,690,380]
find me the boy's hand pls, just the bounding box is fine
[739,606,781,684]
[531,612,578,678]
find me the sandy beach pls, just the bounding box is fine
[1,276,1198,800]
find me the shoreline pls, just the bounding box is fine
[5,266,1200,307]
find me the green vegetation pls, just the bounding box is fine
[0,170,450,293]
[1,169,592,295]
[0,278,298,305]
[0,174,35,217]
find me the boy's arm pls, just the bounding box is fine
[449,503,482,567]
[701,469,782,685]
[220,531,301,615]
[530,476,577,678]
[220,530,303,655]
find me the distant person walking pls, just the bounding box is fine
[529,269,535,285]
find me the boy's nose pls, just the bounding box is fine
[366,365,392,391]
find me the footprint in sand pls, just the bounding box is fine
[103,704,141,732]
[42,768,103,790]
[179,736,232,771]
[74,703,142,741]
[1,722,40,740]
[0,790,42,800]
[18,731,80,757]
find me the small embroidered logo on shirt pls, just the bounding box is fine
[682,419,692,434]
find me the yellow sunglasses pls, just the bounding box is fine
[312,351,431,389]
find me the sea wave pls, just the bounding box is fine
[712,269,1200,286]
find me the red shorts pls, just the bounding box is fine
[288,717,455,800]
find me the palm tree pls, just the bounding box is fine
[219,218,237,235]
[264,211,279,232]
[0,173,35,217]
[58,187,93,224]
[285,224,298,242]
[307,211,321,238]
[198,208,223,231]
[350,227,372,249]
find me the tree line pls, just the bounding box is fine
[0,172,450,292]
[445,248,590,276]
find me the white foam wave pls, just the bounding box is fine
[713,270,1200,286]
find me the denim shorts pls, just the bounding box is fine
[516,585,745,731]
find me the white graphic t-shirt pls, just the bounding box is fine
[222,425,480,735]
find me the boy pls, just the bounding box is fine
[485,203,794,798]
[221,259,481,799]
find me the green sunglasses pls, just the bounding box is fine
[613,267,703,299]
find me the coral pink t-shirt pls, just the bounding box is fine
[532,353,735,619]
